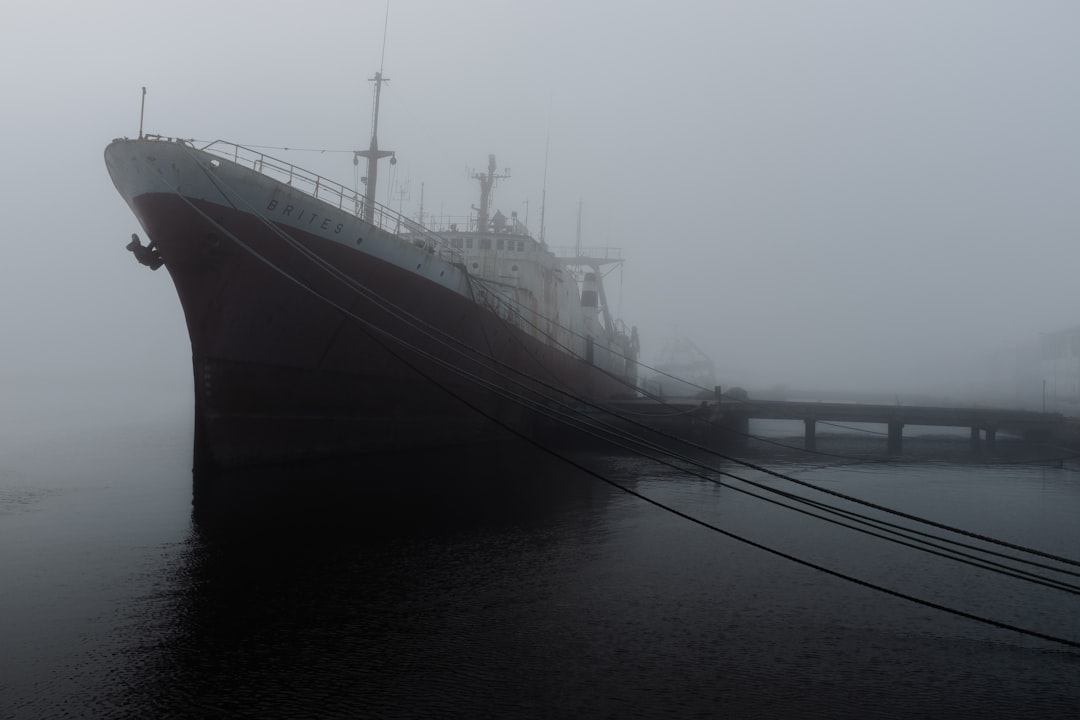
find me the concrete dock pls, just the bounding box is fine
[605,393,1065,455]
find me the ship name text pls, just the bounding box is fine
[266,199,343,234]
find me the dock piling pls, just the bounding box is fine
[887,422,904,455]
[804,419,816,451]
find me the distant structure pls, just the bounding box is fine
[641,337,716,399]
[1034,326,1080,412]
[975,325,1080,414]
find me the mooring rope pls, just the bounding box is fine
[145,147,1080,650]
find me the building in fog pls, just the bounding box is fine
[1036,326,1080,413]
[971,327,1080,414]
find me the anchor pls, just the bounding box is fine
[126,233,164,270]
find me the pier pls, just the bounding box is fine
[606,394,1066,455]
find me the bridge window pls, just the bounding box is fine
[496,239,505,250]
[480,238,491,250]
[465,238,473,249]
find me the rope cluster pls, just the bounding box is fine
[154,146,1080,650]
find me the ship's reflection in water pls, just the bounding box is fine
[138,442,1080,719]
[171,443,630,718]
[191,441,608,537]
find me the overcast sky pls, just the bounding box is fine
[3,0,1080,418]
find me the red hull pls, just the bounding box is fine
[133,193,628,467]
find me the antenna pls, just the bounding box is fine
[539,127,550,245]
[138,86,146,139]
[418,182,425,228]
[392,177,410,233]
[379,0,390,74]
[395,178,410,214]
[356,2,396,224]
[575,199,583,257]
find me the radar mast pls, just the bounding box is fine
[355,71,395,223]
[472,155,509,233]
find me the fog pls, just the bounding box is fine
[4,0,1080,420]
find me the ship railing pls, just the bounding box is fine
[550,246,624,263]
[418,215,477,233]
[197,140,462,264]
[419,214,535,237]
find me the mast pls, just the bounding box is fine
[539,128,550,245]
[557,201,623,339]
[138,86,146,139]
[418,181,425,228]
[355,71,396,224]
[575,199,583,256]
[472,154,509,233]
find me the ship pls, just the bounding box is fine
[105,73,641,469]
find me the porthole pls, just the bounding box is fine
[209,159,220,169]
[356,236,364,245]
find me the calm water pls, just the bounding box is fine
[3,403,1080,719]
